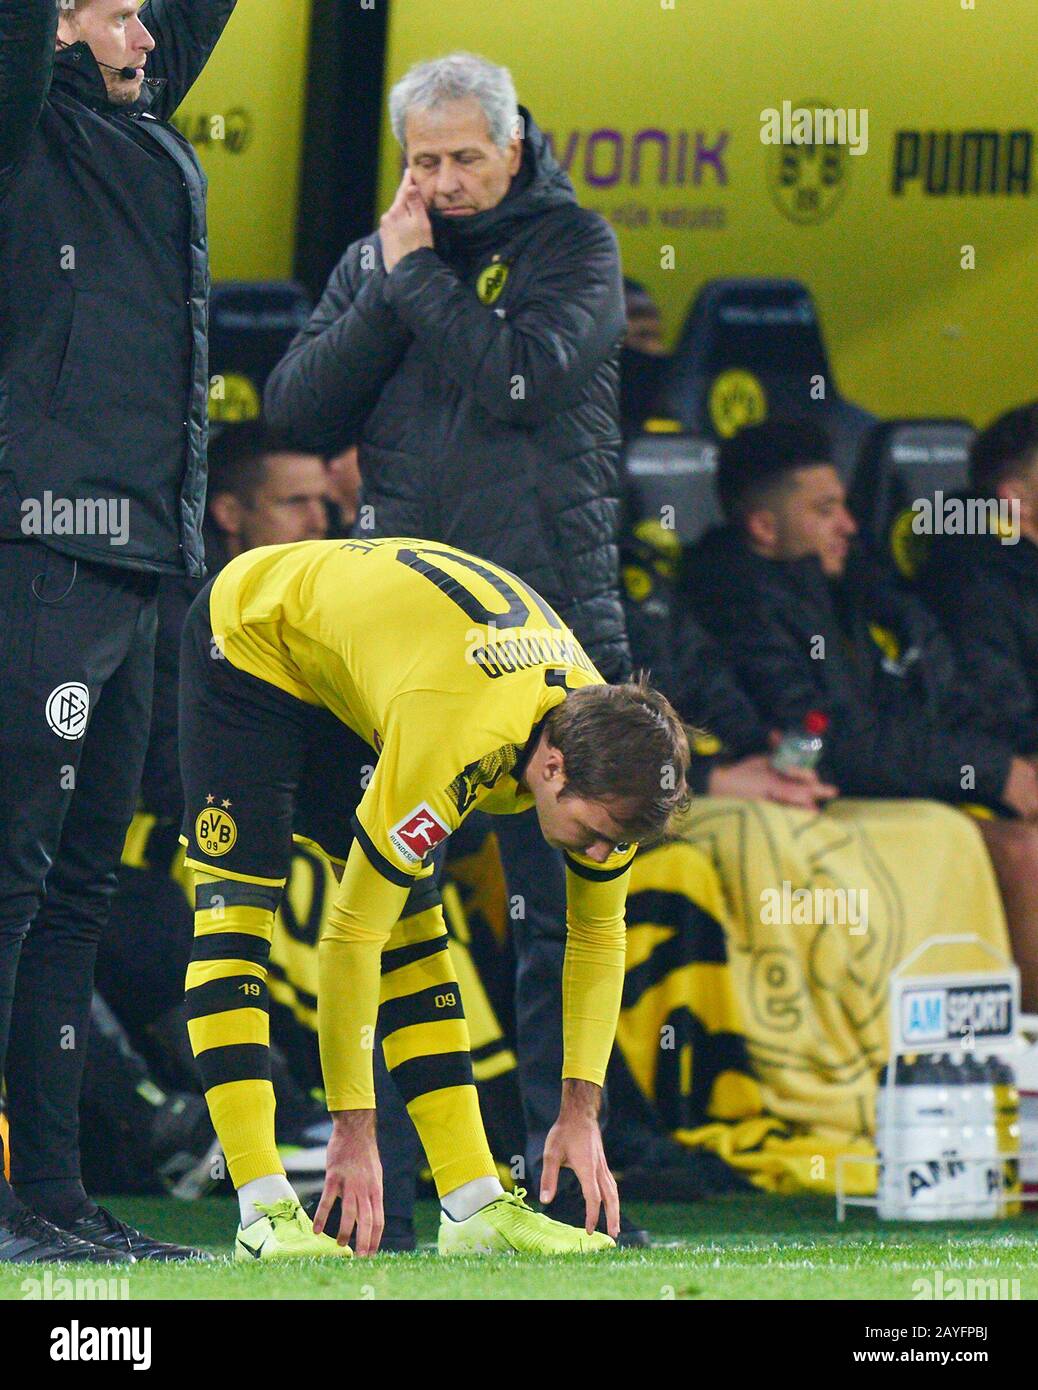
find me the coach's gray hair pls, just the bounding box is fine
[389,52,521,151]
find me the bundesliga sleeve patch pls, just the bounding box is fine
[389,803,450,866]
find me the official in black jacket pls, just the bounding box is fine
[920,402,1038,758]
[680,418,1038,1007]
[0,0,234,1263]
[266,52,633,1241]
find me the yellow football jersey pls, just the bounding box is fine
[206,537,636,1104]
[209,536,634,884]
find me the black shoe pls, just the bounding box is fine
[0,1198,131,1264]
[541,1190,651,1248]
[61,1204,211,1262]
[151,1091,216,1193]
[302,1194,416,1252]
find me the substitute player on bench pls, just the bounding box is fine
[177,537,689,1258]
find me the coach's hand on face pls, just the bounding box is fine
[379,170,434,274]
[540,1079,620,1240]
[314,1111,384,1256]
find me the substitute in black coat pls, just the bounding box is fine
[0,0,233,1264]
[680,418,1038,1008]
[620,516,835,808]
[920,402,1038,758]
[265,59,630,681]
[681,421,1019,808]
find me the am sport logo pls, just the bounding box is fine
[901,982,1014,1048]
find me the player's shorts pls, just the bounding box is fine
[177,579,438,912]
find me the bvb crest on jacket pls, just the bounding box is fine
[477,260,510,305]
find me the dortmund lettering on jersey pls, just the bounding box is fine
[207,538,628,882]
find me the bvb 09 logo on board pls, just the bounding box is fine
[766,98,850,225]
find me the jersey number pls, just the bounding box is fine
[395,547,562,631]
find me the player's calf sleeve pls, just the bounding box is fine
[379,907,498,1197]
[184,870,285,1189]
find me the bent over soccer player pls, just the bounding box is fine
[177,538,690,1258]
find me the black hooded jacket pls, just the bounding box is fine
[264,108,631,680]
[681,526,1014,807]
[619,521,769,791]
[0,0,235,577]
[921,527,1038,757]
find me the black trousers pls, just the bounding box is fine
[0,541,157,1190]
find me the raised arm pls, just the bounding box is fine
[138,0,237,119]
[0,0,57,201]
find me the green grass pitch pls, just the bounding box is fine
[3,1195,1037,1300]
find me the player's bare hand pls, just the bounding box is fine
[314,1110,384,1256]
[708,754,837,808]
[540,1079,620,1240]
[379,169,433,273]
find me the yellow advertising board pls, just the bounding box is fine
[380,0,1037,425]
[166,0,311,281]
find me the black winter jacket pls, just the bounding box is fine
[265,108,631,679]
[682,526,1014,807]
[0,0,235,577]
[619,524,768,791]
[921,528,1038,757]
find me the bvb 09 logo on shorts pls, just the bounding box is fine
[195,806,238,857]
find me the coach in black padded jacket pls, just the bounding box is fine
[266,52,634,1241]
[0,0,234,1264]
[264,79,630,683]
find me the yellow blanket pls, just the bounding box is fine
[663,798,1008,1191]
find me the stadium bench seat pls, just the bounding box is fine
[624,429,722,546]
[653,277,876,481]
[208,280,313,426]
[847,418,975,580]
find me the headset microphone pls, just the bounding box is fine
[56,39,165,89]
[93,55,165,88]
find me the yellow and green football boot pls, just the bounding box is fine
[234,1198,354,1261]
[438,1188,615,1256]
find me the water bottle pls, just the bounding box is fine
[877,1054,973,1220]
[948,1053,998,1218]
[990,1057,1021,1216]
[771,710,829,773]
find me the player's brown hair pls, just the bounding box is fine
[544,675,692,844]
